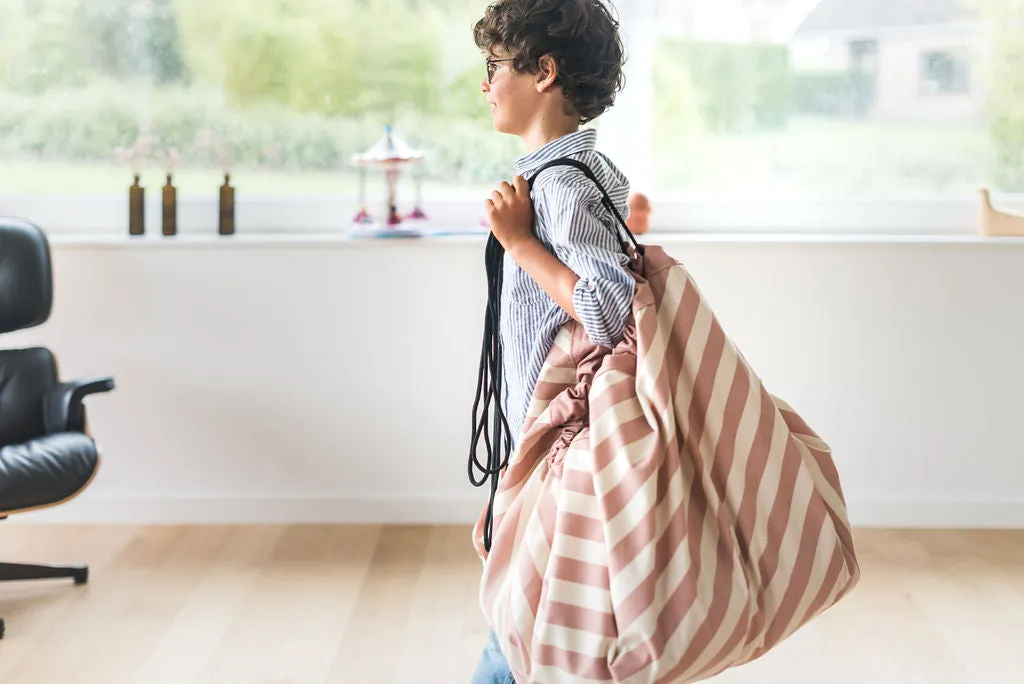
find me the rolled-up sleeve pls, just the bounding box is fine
[537,173,636,348]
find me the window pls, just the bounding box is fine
[921,50,971,95]
[649,0,1014,204]
[1,0,1021,236]
[0,0,518,232]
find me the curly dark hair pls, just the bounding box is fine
[473,0,626,124]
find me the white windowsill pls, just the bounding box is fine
[7,193,1024,246]
[43,230,1024,248]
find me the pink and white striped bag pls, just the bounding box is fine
[471,205,860,683]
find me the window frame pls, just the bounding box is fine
[2,0,1017,238]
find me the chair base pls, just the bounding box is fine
[0,561,89,640]
[0,561,88,584]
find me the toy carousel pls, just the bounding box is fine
[350,126,429,237]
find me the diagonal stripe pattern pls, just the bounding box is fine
[473,245,860,684]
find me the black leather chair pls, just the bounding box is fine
[0,218,115,639]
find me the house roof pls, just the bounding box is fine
[795,0,978,34]
[655,0,829,42]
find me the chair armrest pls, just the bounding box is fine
[43,377,116,434]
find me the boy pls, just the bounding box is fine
[471,1,634,681]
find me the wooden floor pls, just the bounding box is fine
[0,526,1022,684]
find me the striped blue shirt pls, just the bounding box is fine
[501,129,635,445]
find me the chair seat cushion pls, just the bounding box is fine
[0,433,98,514]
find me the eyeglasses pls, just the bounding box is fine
[485,58,515,83]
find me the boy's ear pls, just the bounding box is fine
[535,54,558,92]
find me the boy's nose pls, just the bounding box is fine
[480,80,490,93]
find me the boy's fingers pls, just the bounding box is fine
[513,176,529,196]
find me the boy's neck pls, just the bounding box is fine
[521,116,581,154]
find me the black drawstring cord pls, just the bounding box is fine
[468,233,513,553]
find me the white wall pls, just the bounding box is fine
[11,233,1024,528]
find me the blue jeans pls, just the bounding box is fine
[471,631,515,684]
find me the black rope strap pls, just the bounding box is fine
[468,157,644,552]
[468,232,513,553]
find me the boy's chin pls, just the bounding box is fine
[491,117,519,136]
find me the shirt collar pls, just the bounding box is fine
[514,128,597,176]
